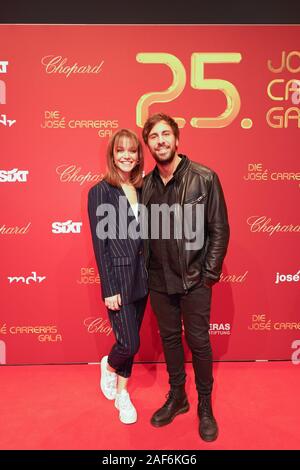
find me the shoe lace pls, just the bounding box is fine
[199,397,212,417]
[119,392,132,409]
[106,373,116,388]
[162,391,176,408]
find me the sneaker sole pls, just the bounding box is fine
[115,400,137,424]
[150,403,190,427]
[119,415,137,425]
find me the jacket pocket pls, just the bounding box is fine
[112,256,132,266]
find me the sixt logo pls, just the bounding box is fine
[52,220,82,234]
[0,169,29,182]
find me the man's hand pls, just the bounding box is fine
[104,294,122,311]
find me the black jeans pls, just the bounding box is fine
[108,295,148,378]
[150,285,213,396]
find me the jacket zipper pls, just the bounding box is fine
[187,193,206,204]
[175,184,188,293]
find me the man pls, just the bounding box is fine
[141,113,230,442]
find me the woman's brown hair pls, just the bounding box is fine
[104,129,144,188]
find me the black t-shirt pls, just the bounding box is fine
[148,155,189,294]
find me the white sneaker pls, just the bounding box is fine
[115,390,137,424]
[100,356,117,400]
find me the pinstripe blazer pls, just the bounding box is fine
[88,180,148,305]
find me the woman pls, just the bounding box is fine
[88,129,148,424]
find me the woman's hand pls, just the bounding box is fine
[104,294,122,311]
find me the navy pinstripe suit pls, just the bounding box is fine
[88,179,148,377]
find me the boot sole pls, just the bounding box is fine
[199,430,219,442]
[151,403,190,427]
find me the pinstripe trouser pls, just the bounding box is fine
[107,295,148,378]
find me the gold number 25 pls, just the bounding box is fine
[136,52,242,128]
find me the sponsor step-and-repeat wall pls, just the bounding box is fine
[0,25,299,364]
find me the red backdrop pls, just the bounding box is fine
[1,25,299,364]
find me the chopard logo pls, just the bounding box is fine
[247,216,300,236]
[41,55,104,78]
[84,317,112,337]
[220,271,248,283]
[0,223,31,235]
[56,164,103,186]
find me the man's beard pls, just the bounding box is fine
[151,146,177,166]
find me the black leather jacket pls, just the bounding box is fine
[141,155,230,292]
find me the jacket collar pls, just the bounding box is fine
[152,154,189,182]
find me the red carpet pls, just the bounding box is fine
[0,362,299,450]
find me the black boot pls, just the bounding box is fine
[151,385,189,427]
[198,395,218,442]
